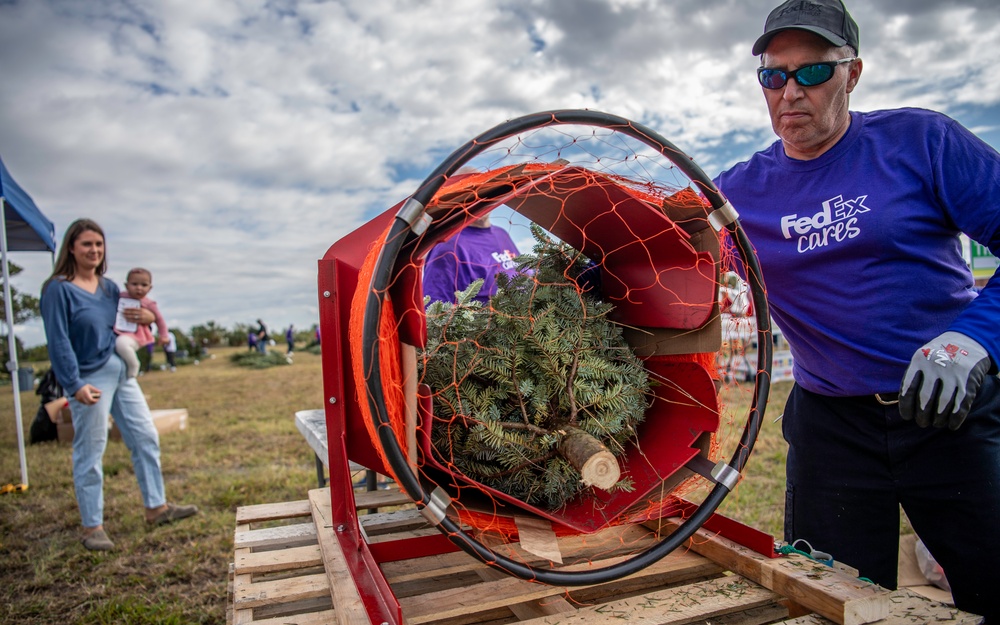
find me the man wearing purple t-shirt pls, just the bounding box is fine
[423,214,520,305]
[715,1,999,619]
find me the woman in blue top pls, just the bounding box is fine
[40,218,197,551]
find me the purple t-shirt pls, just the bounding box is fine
[423,225,520,304]
[716,108,1000,396]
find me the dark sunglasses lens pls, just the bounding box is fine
[758,69,787,89]
[795,63,834,86]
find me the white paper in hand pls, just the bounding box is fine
[115,298,141,332]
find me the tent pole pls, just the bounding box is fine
[0,196,29,487]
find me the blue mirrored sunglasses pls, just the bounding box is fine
[757,58,856,90]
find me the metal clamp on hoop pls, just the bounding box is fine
[396,197,431,235]
[686,454,741,492]
[419,486,452,526]
[708,201,739,232]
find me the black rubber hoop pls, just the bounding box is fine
[361,109,772,585]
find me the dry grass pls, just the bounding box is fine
[0,346,323,624]
[715,379,793,539]
[1,347,795,624]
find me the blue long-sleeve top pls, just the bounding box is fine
[40,277,120,397]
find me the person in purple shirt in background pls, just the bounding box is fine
[714,1,1000,619]
[422,212,520,305]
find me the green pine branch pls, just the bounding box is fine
[421,225,649,509]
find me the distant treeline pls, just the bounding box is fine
[3,321,319,367]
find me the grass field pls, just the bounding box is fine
[1,345,794,624]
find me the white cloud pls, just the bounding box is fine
[3,0,999,347]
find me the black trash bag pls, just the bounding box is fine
[29,369,63,444]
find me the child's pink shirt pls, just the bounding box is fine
[116,295,169,347]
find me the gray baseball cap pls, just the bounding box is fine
[752,0,860,56]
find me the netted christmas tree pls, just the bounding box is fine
[420,225,650,509]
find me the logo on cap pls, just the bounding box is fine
[777,2,823,20]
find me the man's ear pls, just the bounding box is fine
[846,58,863,94]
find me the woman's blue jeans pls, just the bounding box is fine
[68,354,166,528]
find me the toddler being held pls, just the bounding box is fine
[114,268,169,378]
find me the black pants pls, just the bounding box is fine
[783,377,1000,622]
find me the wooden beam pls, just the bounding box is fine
[309,488,375,624]
[235,543,323,575]
[400,549,728,624]
[654,519,888,625]
[474,566,577,619]
[235,499,312,524]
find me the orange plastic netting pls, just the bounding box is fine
[343,121,765,557]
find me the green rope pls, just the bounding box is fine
[776,544,876,586]
[775,544,815,559]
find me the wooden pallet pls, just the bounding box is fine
[228,488,983,625]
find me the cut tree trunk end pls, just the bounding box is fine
[558,426,620,490]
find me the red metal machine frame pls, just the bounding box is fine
[316,171,776,624]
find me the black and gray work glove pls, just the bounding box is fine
[899,331,992,430]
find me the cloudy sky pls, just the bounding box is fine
[2,0,999,348]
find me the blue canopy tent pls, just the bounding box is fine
[1,155,56,489]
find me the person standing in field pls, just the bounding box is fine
[256,318,269,354]
[714,1,1000,619]
[163,330,178,372]
[41,218,198,551]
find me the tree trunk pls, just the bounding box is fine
[557,426,620,491]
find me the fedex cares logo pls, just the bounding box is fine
[492,249,518,271]
[779,195,870,252]
[922,343,968,367]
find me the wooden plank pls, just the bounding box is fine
[236,499,312,524]
[361,508,429,536]
[232,572,329,610]
[381,522,663,584]
[551,576,778,625]
[780,616,837,625]
[235,521,318,550]
[503,576,778,625]
[232,522,255,625]
[568,554,723,605]
[712,604,791,624]
[400,548,729,624]
[777,588,983,625]
[401,343,419,471]
[235,543,323,575]
[251,595,333,621]
[294,409,328,460]
[308,488,373,625]
[796,599,981,625]
[383,549,487,585]
[354,487,412,510]
[248,610,339,625]
[228,493,983,624]
[474,566,577,619]
[656,519,890,625]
